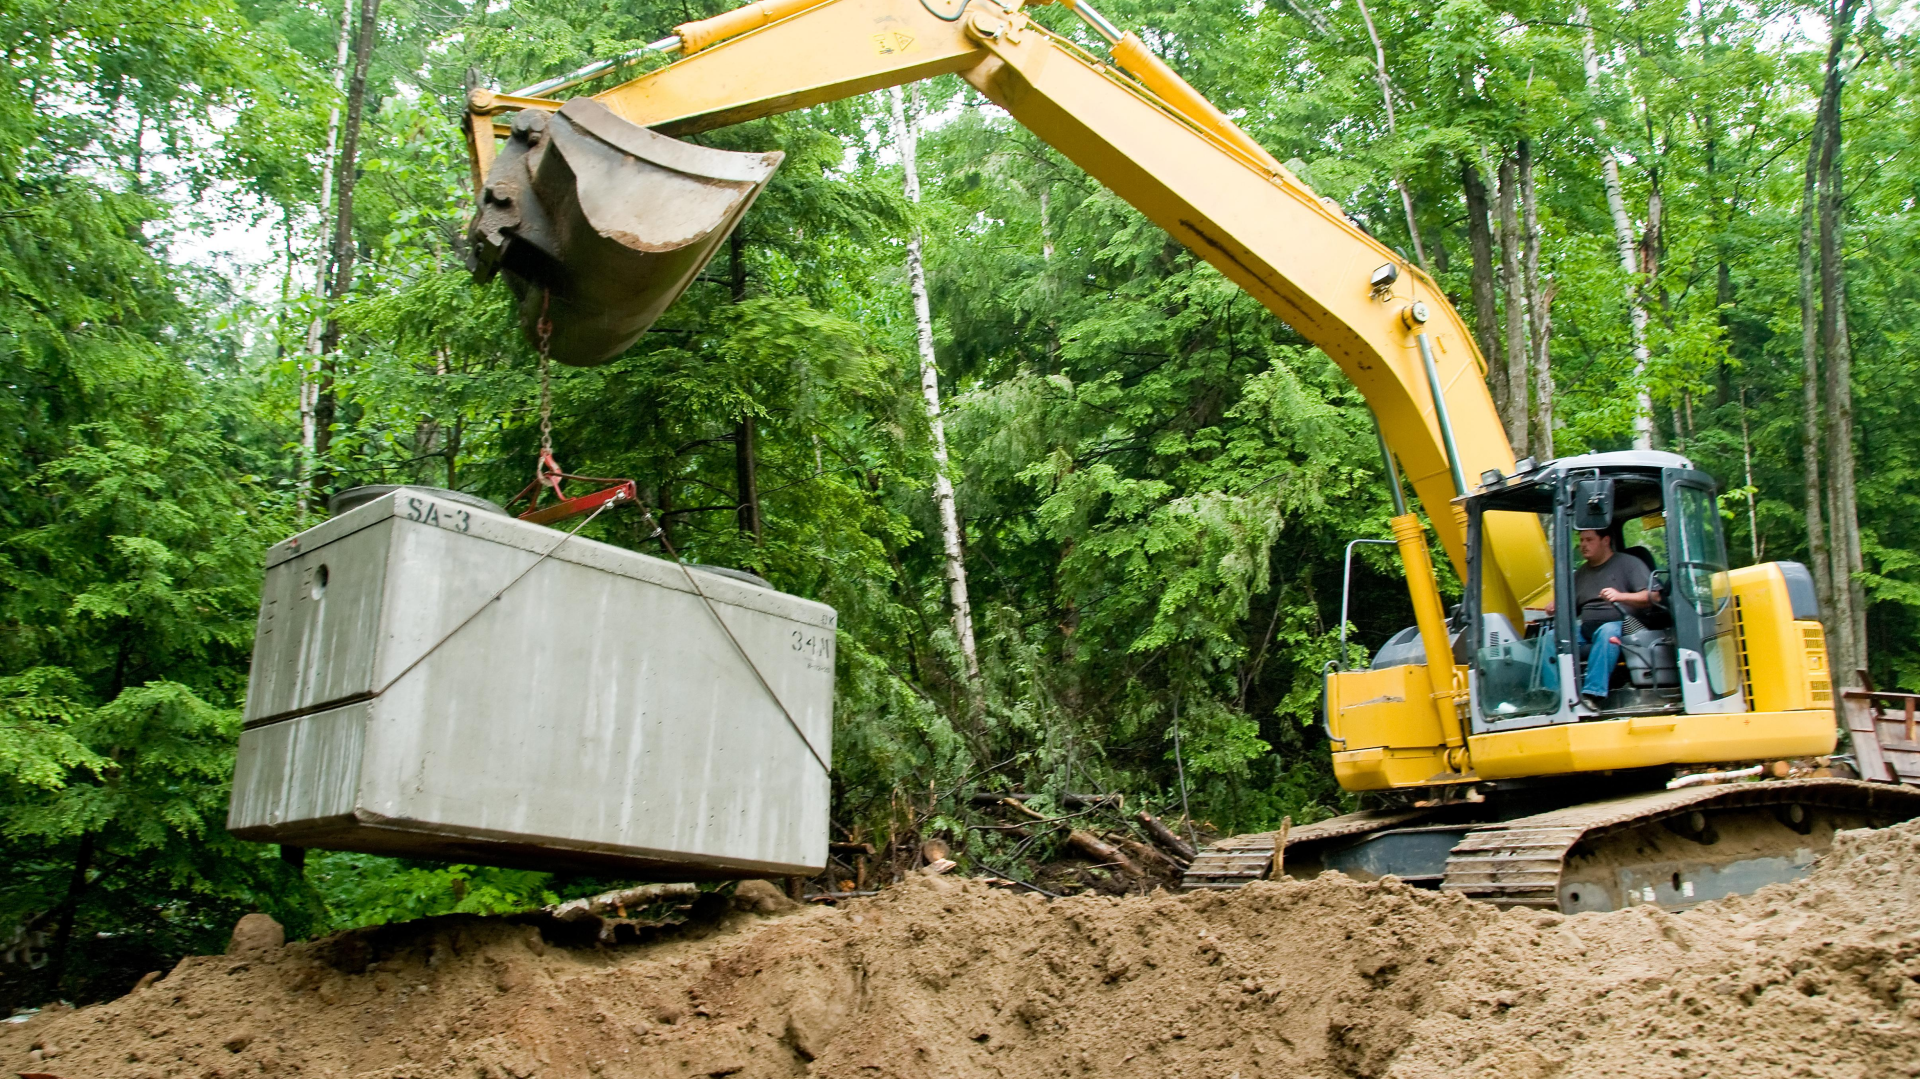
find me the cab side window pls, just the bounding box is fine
[1622,515,1666,572]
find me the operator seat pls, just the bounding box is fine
[1574,542,1672,691]
[1622,545,1673,630]
[1615,544,1680,688]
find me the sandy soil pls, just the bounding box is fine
[8,819,1920,1079]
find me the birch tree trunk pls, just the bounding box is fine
[1715,260,1735,406]
[1605,149,1654,451]
[1461,159,1502,408]
[1354,0,1428,271]
[1519,140,1554,459]
[1578,6,1655,449]
[298,0,354,519]
[1040,186,1053,263]
[1040,185,1058,369]
[1816,0,1866,681]
[1739,388,1761,562]
[890,85,982,695]
[1496,154,1529,454]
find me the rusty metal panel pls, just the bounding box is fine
[1840,688,1920,784]
[229,487,835,879]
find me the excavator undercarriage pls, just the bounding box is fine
[1183,777,1920,912]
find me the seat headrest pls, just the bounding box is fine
[1624,545,1658,573]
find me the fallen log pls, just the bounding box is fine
[1112,833,1186,873]
[1137,811,1198,862]
[1067,830,1142,877]
[546,882,699,922]
[968,792,1124,809]
[1000,798,1049,822]
[969,822,1034,837]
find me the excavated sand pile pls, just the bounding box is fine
[10,819,1920,1079]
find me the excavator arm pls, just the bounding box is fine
[464,0,1551,618]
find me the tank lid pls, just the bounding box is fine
[329,485,506,518]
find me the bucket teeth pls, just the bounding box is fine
[468,98,785,366]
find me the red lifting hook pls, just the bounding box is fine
[507,447,638,526]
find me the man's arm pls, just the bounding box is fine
[1599,560,1654,609]
[1598,586,1652,608]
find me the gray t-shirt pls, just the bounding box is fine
[1574,552,1651,626]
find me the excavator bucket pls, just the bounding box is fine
[468,97,784,366]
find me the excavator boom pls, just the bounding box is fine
[463,0,1553,610]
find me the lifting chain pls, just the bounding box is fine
[536,288,556,457]
[510,289,641,524]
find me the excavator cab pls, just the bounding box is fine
[1465,450,1745,734]
[1327,449,1836,794]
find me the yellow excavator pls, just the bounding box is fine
[460,0,1920,911]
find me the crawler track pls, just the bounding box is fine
[1184,778,1920,912]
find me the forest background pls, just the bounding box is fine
[2,0,1913,1007]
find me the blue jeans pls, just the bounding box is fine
[1579,621,1624,698]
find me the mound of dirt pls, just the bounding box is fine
[9,820,1920,1078]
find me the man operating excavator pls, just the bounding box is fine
[1545,529,1655,711]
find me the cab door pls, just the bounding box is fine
[1662,468,1746,713]
[1467,493,1578,734]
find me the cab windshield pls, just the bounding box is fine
[1472,470,1677,724]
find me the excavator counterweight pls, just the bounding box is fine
[468,97,783,366]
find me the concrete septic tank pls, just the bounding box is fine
[228,486,835,879]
